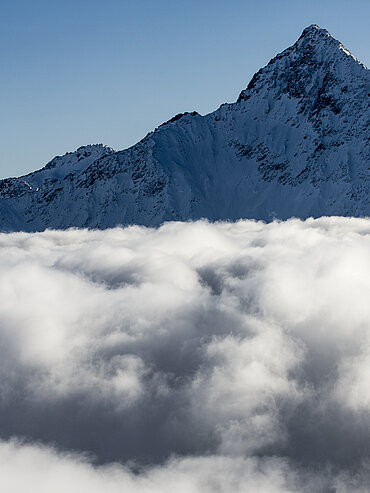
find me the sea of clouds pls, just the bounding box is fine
[0,217,369,492]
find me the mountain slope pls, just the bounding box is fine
[1,25,369,231]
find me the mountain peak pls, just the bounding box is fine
[295,24,362,65]
[299,24,329,39]
[237,25,366,103]
[296,24,339,50]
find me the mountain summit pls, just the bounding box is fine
[0,26,369,231]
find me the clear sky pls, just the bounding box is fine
[1,0,369,178]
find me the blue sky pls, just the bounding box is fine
[1,0,369,178]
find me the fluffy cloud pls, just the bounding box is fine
[0,217,369,490]
[0,440,316,493]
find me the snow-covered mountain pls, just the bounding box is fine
[1,25,369,231]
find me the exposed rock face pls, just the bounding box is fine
[0,25,369,231]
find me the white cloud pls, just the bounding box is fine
[0,217,369,490]
[0,440,337,493]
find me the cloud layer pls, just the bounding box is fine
[0,218,369,491]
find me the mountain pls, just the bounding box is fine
[0,25,369,231]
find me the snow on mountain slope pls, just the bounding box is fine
[0,25,369,231]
